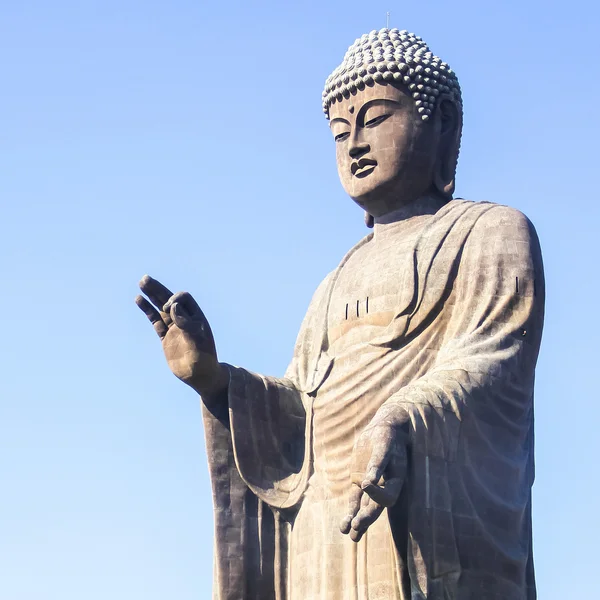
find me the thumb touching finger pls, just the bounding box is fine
[364,444,390,485]
[170,302,191,330]
[361,477,403,507]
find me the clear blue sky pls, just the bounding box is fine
[1,1,596,598]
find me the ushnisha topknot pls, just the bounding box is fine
[322,28,462,121]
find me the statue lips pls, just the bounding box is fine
[352,158,377,179]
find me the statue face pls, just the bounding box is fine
[329,82,440,217]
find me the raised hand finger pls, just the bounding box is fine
[163,291,202,317]
[135,295,168,339]
[340,483,363,534]
[170,301,205,334]
[350,498,384,543]
[362,477,403,508]
[138,275,174,311]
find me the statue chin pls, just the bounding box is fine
[345,173,429,218]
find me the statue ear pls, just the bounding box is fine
[365,212,374,228]
[433,97,462,199]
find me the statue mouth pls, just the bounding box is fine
[352,159,377,178]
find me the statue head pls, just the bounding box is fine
[323,29,463,220]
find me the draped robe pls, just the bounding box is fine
[201,198,544,600]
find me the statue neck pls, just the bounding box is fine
[374,195,448,225]
[372,195,448,239]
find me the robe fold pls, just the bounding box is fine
[201,199,544,600]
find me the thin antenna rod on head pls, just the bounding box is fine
[386,11,390,28]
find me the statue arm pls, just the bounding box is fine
[383,205,545,456]
[343,205,545,543]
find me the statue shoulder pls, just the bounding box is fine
[458,201,543,275]
[452,200,540,245]
[311,271,336,303]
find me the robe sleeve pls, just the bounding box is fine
[219,270,336,508]
[383,205,543,596]
[201,364,307,600]
[223,366,308,506]
[201,273,334,599]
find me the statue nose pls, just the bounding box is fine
[349,142,370,160]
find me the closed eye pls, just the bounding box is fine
[364,114,390,128]
[334,132,350,142]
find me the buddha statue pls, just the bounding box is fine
[136,28,544,600]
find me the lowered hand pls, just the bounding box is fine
[340,406,408,542]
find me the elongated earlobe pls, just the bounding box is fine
[433,98,462,199]
[365,212,374,228]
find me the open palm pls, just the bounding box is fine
[135,275,228,397]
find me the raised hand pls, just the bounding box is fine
[135,275,229,399]
[340,408,408,542]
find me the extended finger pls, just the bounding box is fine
[135,295,168,339]
[138,275,174,311]
[340,483,363,534]
[349,500,384,543]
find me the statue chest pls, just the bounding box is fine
[326,234,416,350]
